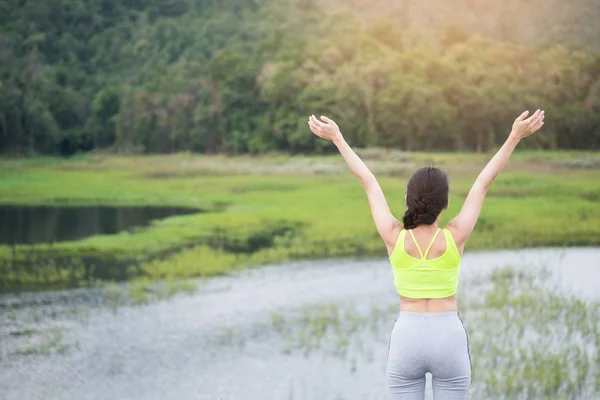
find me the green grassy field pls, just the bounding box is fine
[1,150,599,292]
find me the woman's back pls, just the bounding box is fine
[390,226,462,313]
[400,226,457,260]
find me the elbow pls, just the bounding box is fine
[474,179,491,193]
[361,173,377,187]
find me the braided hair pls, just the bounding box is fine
[402,167,449,229]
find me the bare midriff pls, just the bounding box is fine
[399,294,458,313]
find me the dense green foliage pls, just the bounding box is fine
[1,0,600,155]
[1,152,600,292]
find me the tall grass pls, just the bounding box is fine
[1,152,599,292]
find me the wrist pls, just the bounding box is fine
[507,133,520,145]
[332,133,345,146]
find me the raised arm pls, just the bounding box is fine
[447,109,545,253]
[308,115,402,251]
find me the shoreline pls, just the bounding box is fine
[2,152,600,293]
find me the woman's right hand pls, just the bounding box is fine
[509,109,545,141]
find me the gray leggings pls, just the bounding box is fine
[386,312,471,400]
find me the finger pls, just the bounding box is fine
[310,115,323,127]
[308,124,322,137]
[525,109,541,126]
[531,112,545,130]
[311,115,326,128]
[516,110,529,122]
[534,110,545,126]
[528,109,540,119]
[536,111,545,125]
[308,119,320,130]
[311,122,323,134]
[320,116,334,124]
[533,120,544,132]
[524,110,539,126]
[309,123,323,136]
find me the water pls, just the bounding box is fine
[0,248,599,400]
[0,205,201,245]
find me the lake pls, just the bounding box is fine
[0,248,599,400]
[0,205,201,245]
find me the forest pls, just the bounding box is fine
[1,0,600,155]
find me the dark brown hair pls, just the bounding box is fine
[402,166,449,229]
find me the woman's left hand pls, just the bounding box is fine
[308,115,343,142]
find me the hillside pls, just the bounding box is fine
[335,0,600,51]
[1,0,599,155]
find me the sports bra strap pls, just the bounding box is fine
[423,228,441,258]
[408,228,441,259]
[407,229,424,258]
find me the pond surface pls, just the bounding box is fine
[0,205,201,245]
[0,248,599,400]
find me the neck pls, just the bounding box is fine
[414,223,439,230]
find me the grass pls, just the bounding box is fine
[465,267,600,398]
[103,277,198,310]
[1,151,600,292]
[266,265,600,399]
[14,326,77,356]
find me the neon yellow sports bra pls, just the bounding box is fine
[389,227,462,299]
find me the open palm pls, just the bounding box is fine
[308,115,342,142]
[510,109,545,140]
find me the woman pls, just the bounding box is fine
[307,109,545,400]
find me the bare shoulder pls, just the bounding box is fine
[390,222,404,245]
[445,222,466,257]
[385,222,404,256]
